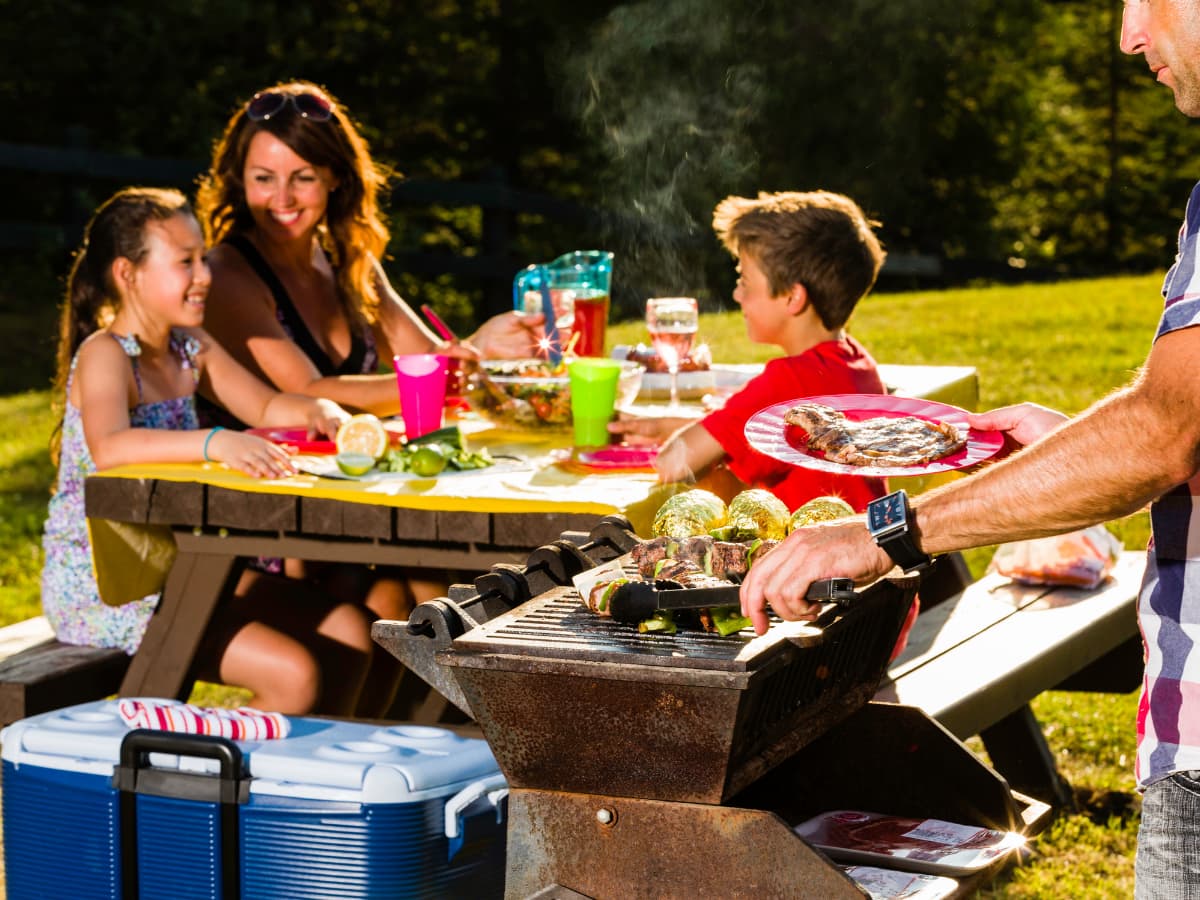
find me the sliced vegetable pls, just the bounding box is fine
[377,425,494,475]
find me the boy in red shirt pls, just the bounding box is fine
[612,190,888,512]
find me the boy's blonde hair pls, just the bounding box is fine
[712,191,885,329]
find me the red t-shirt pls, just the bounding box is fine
[701,336,887,512]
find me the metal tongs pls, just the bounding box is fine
[608,576,858,624]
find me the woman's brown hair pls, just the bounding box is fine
[195,80,391,326]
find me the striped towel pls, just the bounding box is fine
[117,698,290,740]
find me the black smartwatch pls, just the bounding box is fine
[866,489,932,573]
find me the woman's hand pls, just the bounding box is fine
[208,430,297,479]
[468,311,544,359]
[305,398,351,438]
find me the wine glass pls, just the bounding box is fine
[645,297,699,409]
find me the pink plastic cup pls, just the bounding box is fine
[393,353,449,439]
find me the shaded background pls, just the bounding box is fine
[2,0,1196,392]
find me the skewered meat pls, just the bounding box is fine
[633,535,779,580]
[784,403,966,467]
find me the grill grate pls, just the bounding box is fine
[452,553,793,671]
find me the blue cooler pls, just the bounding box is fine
[1,700,508,899]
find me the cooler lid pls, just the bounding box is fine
[1,700,501,803]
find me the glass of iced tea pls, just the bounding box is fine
[645,297,698,408]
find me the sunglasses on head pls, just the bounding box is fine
[245,91,334,122]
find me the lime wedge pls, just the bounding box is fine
[336,452,377,476]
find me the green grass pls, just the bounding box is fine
[3,272,1167,896]
[0,392,56,624]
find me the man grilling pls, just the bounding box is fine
[740,3,1200,896]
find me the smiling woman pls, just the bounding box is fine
[194,80,541,425]
[192,81,547,717]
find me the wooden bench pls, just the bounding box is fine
[0,617,130,727]
[876,550,1144,807]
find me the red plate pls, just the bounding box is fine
[576,445,659,470]
[246,428,336,455]
[744,394,1004,478]
[247,423,405,455]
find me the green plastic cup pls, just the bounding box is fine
[568,358,623,448]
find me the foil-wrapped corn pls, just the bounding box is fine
[788,495,856,533]
[651,489,728,539]
[711,489,790,541]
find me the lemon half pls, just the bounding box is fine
[335,414,389,459]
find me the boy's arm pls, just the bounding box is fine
[655,423,727,482]
[608,413,697,446]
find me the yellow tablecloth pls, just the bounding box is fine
[87,363,979,606]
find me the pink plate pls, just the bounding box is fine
[744,394,1004,478]
[576,445,659,470]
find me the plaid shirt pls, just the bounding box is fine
[1137,179,1200,790]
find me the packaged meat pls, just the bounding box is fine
[840,865,958,900]
[795,810,1025,876]
[987,524,1122,589]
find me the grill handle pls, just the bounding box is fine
[609,577,856,624]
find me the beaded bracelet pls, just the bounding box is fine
[202,426,225,462]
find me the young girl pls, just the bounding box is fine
[41,186,374,716]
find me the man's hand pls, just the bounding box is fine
[739,519,894,635]
[967,403,1067,455]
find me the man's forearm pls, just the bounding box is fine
[914,380,1192,553]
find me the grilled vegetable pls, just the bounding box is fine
[584,577,629,616]
[710,607,753,636]
[788,495,856,532]
[711,489,790,541]
[651,489,728,539]
[638,611,677,634]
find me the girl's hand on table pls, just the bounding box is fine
[209,430,297,479]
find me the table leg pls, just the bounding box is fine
[118,547,245,700]
[979,704,1075,809]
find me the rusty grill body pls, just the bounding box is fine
[374,516,1050,899]
[438,563,914,805]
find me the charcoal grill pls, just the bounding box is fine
[374,516,1051,899]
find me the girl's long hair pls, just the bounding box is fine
[51,186,192,461]
[195,81,390,328]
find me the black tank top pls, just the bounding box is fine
[196,235,377,429]
[225,234,373,377]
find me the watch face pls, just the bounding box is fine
[868,491,908,534]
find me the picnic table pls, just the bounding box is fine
[877,551,1144,805]
[29,363,977,714]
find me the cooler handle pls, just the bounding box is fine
[444,773,509,860]
[115,729,248,900]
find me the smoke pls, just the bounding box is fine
[555,1,765,312]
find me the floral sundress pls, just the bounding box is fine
[41,331,201,654]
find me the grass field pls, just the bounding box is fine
[0,271,1167,897]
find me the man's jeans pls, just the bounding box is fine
[1136,770,1200,899]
